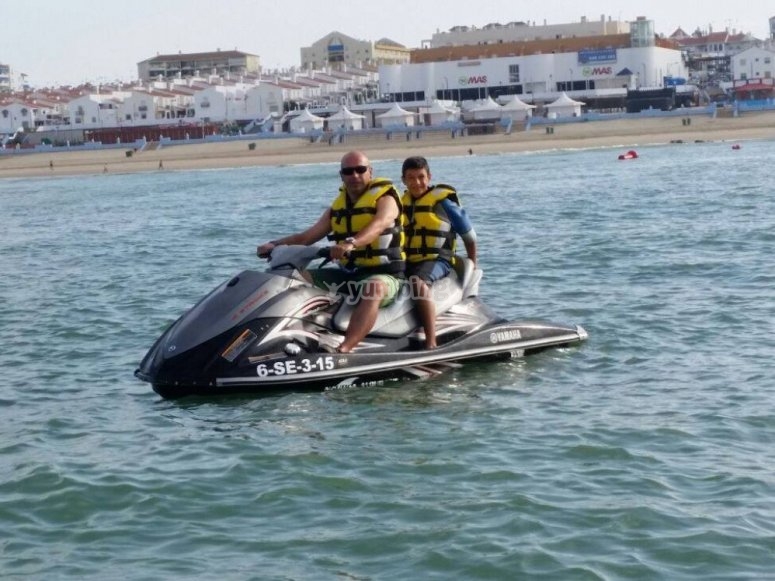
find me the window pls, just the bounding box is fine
[508,64,520,83]
[765,57,771,65]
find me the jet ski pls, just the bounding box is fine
[135,245,587,398]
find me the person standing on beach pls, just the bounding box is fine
[400,156,477,350]
[256,151,405,353]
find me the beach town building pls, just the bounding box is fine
[729,46,775,100]
[671,27,760,85]
[0,98,35,133]
[65,93,123,129]
[380,17,689,113]
[300,32,410,70]
[0,64,12,93]
[424,15,630,49]
[732,46,775,81]
[137,50,261,82]
[1,91,73,133]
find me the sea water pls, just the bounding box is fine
[1,139,774,579]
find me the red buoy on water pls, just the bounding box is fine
[618,150,639,160]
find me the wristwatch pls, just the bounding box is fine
[344,237,357,247]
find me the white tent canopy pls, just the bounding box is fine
[419,99,459,126]
[289,108,325,133]
[500,95,535,121]
[326,105,365,130]
[545,92,585,118]
[375,102,415,127]
[500,95,534,110]
[471,96,502,120]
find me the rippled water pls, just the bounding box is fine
[2,140,775,579]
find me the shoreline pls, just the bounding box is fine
[2,111,774,179]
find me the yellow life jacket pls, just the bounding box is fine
[329,178,405,274]
[401,184,459,263]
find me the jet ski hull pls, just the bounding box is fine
[135,247,587,399]
[136,318,587,399]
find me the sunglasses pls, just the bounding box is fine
[340,165,369,176]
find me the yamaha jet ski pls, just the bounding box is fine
[135,245,587,398]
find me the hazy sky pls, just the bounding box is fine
[3,0,773,87]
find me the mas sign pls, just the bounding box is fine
[458,75,488,85]
[582,66,613,77]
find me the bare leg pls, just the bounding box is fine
[411,276,437,349]
[338,279,387,353]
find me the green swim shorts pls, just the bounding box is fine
[309,268,403,308]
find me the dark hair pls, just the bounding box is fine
[401,156,430,177]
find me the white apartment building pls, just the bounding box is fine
[66,94,121,129]
[0,99,35,133]
[380,45,686,104]
[732,47,775,81]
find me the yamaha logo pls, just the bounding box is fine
[490,329,521,344]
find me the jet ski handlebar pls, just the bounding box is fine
[265,244,331,272]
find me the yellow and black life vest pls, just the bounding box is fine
[328,178,405,274]
[401,184,459,263]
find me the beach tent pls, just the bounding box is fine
[289,108,325,133]
[471,96,502,120]
[375,102,415,128]
[499,95,535,122]
[546,92,585,118]
[326,106,365,130]
[419,100,459,126]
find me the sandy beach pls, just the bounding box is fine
[2,111,774,179]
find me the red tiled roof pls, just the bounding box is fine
[678,31,750,46]
[733,83,775,92]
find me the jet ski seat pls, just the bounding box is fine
[332,256,482,338]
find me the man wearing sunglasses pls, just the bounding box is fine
[256,151,405,353]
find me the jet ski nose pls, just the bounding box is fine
[576,325,589,340]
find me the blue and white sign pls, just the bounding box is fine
[578,48,617,64]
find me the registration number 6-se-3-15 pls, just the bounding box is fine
[256,356,335,377]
